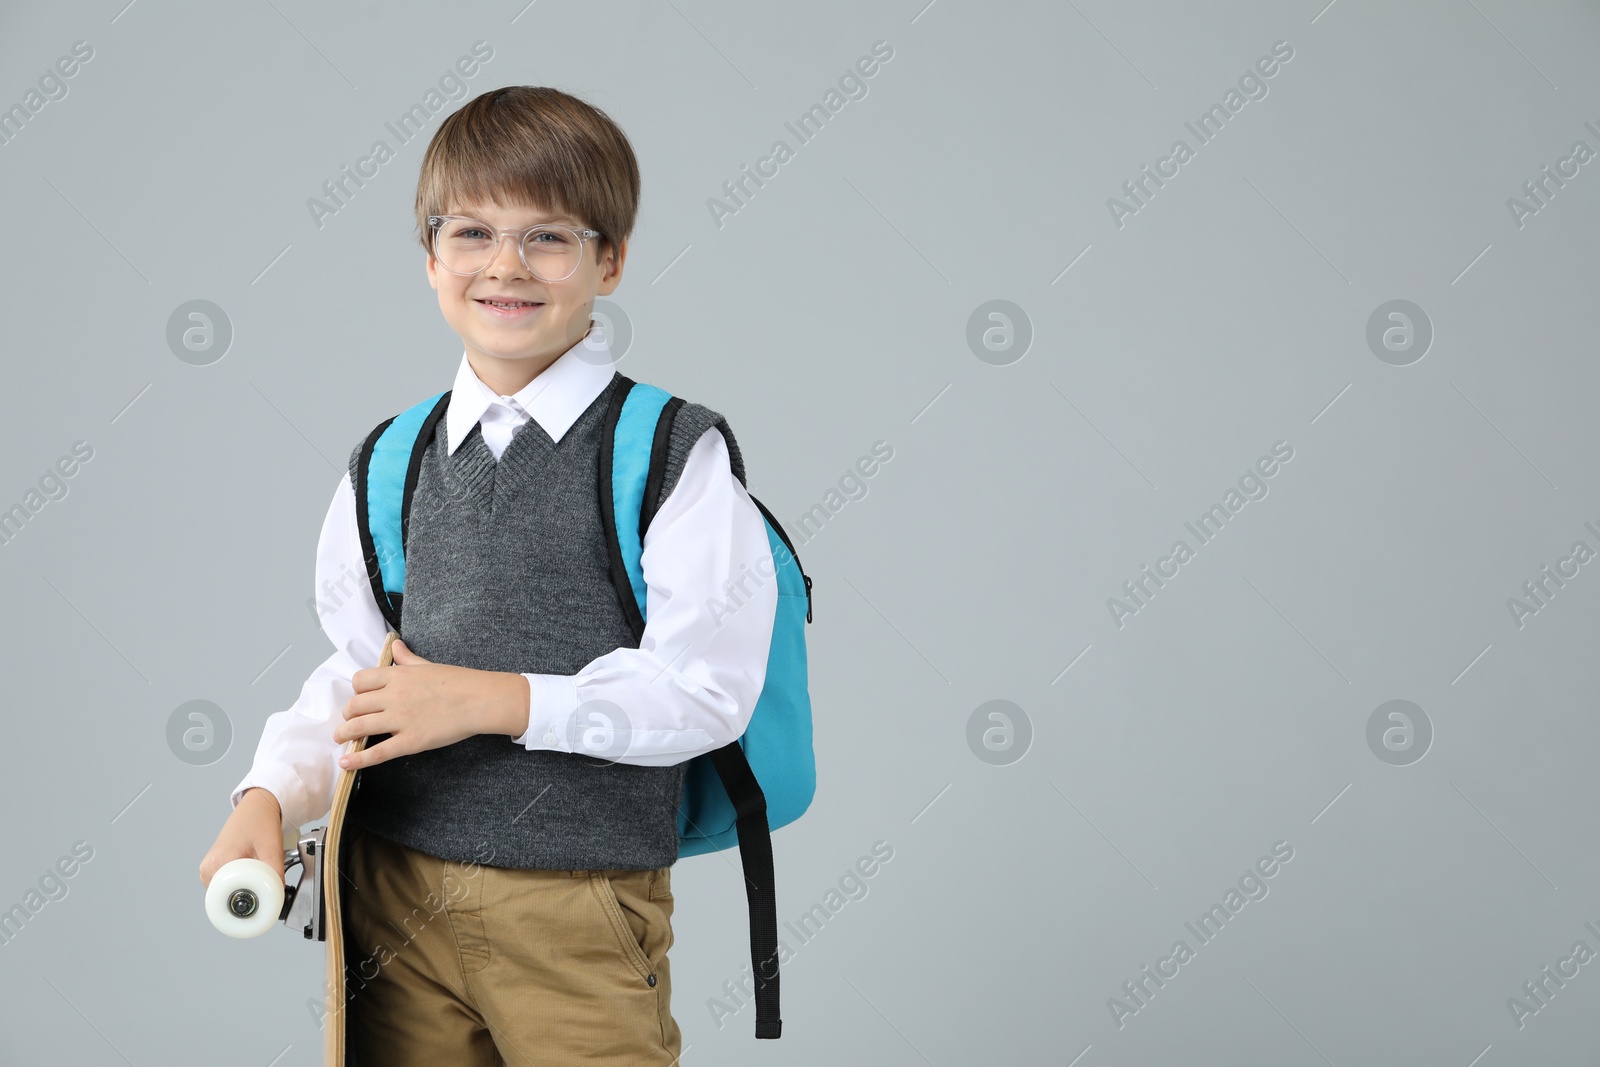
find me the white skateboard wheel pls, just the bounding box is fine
[206,858,284,938]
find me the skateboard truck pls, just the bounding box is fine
[279,826,329,941]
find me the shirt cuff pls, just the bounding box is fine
[513,672,580,751]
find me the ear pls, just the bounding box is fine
[425,252,439,292]
[597,237,627,296]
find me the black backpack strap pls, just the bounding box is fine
[639,394,684,537]
[710,742,782,1038]
[598,379,783,1039]
[598,374,649,642]
[353,415,402,636]
[401,391,452,563]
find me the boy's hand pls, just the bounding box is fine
[333,638,530,769]
[198,787,284,889]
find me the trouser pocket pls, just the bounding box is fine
[588,869,673,984]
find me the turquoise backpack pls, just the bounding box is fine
[350,374,815,1039]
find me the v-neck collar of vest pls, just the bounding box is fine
[441,371,623,497]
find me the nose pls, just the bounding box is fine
[484,231,531,281]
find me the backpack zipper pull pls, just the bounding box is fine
[803,574,813,623]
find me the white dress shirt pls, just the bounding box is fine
[231,325,778,835]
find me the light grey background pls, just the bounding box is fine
[2,0,1598,1064]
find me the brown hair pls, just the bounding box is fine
[413,86,640,260]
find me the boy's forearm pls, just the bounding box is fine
[237,786,282,820]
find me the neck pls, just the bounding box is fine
[467,321,593,397]
[468,349,560,398]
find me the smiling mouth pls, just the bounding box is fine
[476,299,544,309]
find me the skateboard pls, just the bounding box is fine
[205,629,397,1066]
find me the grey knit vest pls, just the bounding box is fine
[343,370,744,871]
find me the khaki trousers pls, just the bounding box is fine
[341,822,683,1066]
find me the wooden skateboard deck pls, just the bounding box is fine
[323,628,397,1066]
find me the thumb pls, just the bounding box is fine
[391,637,427,663]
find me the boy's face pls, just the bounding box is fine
[426,194,625,388]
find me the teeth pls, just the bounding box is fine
[484,300,536,308]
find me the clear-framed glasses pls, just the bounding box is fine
[427,214,603,282]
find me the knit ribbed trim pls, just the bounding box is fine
[494,371,622,496]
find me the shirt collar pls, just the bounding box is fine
[444,322,615,456]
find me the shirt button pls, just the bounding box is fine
[543,732,559,745]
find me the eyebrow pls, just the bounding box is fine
[460,211,578,226]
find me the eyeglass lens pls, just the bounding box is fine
[434,219,585,281]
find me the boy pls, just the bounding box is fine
[199,85,779,1065]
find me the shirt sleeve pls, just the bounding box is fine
[512,426,778,767]
[229,471,390,837]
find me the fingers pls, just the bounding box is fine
[342,689,383,721]
[340,735,408,771]
[333,711,387,745]
[350,663,396,695]
[350,665,385,694]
